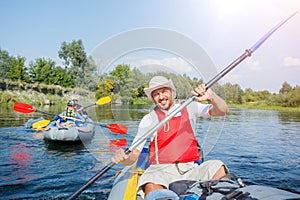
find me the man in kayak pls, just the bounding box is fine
[111,76,229,198]
[56,100,85,127]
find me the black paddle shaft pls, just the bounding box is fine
[36,109,57,116]
[82,103,96,109]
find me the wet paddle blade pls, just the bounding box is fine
[96,96,111,105]
[105,124,128,134]
[32,120,50,129]
[109,138,127,147]
[14,102,36,114]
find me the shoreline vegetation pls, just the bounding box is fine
[230,103,300,112]
[0,79,95,107]
[1,82,299,113]
[1,43,299,112]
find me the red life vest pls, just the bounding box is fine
[149,107,200,164]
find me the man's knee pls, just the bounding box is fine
[144,189,179,200]
[144,183,165,197]
[213,165,228,179]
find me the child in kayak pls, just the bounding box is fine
[56,100,85,128]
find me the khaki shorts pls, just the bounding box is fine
[137,160,228,197]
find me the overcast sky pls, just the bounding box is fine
[1,0,300,93]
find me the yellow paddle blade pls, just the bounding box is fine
[32,120,50,129]
[96,96,111,105]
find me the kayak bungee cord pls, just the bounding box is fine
[67,10,299,200]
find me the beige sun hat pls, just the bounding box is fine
[144,76,176,101]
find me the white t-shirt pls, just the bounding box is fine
[132,101,211,152]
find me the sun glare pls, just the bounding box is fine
[210,0,244,15]
[210,0,300,17]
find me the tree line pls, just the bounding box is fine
[215,81,300,107]
[0,40,98,89]
[1,41,299,107]
[96,65,300,107]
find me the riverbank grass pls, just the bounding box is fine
[230,102,300,112]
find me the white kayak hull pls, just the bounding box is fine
[43,119,94,142]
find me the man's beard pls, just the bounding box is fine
[157,97,174,110]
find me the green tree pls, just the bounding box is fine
[244,88,257,102]
[0,48,11,79]
[110,64,133,103]
[58,40,94,88]
[275,85,300,107]
[288,86,300,107]
[223,83,243,104]
[183,74,202,92]
[52,66,74,87]
[172,74,195,99]
[279,81,292,94]
[8,56,30,82]
[28,57,75,87]
[85,56,99,91]
[131,67,147,98]
[28,58,56,84]
[256,90,271,101]
[95,77,114,99]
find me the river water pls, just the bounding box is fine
[0,104,299,199]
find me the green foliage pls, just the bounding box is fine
[95,77,114,99]
[279,81,292,94]
[243,88,272,103]
[58,40,96,88]
[8,56,30,83]
[244,88,257,102]
[0,47,75,88]
[109,64,134,104]
[94,63,300,108]
[0,91,16,103]
[273,86,300,107]
[289,86,300,107]
[1,42,299,109]
[256,90,271,101]
[223,83,244,104]
[29,58,55,84]
[52,66,75,87]
[131,97,149,104]
[0,48,11,79]
[131,67,148,98]
[28,58,75,87]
